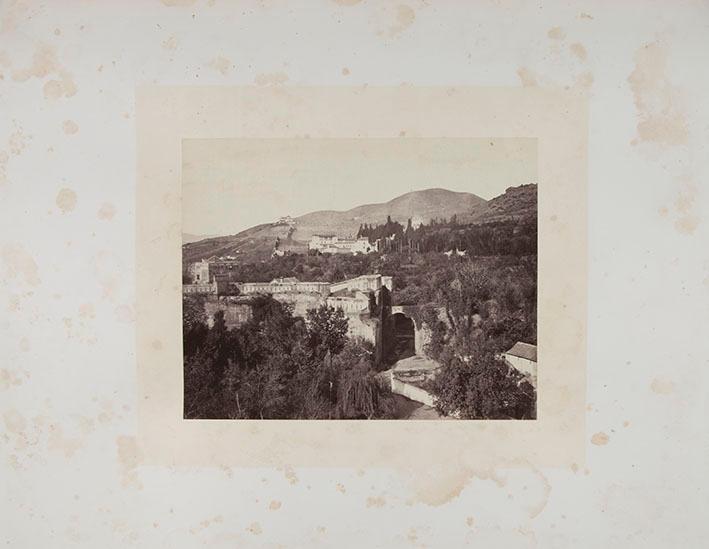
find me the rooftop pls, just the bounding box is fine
[505,342,537,362]
[269,277,300,284]
[392,355,441,373]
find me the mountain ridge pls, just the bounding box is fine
[182,185,535,264]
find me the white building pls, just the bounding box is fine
[502,342,538,388]
[309,235,378,254]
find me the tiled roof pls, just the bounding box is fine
[505,342,537,362]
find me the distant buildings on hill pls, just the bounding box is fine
[308,235,378,255]
[275,215,296,226]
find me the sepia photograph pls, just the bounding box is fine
[181,138,538,420]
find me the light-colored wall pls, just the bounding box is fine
[204,300,253,329]
[504,355,537,387]
[391,377,436,408]
[182,282,216,294]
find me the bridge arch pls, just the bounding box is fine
[385,312,416,364]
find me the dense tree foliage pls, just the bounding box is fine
[359,217,536,256]
[421,261,537,419]
[182,295,394,419]
[183,215,538,420]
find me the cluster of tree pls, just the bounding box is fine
[183,215,538,420]
[183,294,396,419]
[417,260,537,419]
[356,215,406,242]
[359,216,536,256]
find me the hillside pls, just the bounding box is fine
[474,183,537,223]
[182,186,535,264]
[294,188,488,240]
[182,232,217,244]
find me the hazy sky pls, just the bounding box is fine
[182,138,537,236]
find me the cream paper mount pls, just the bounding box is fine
[136,87,587,469]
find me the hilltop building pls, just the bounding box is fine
[309,235,378,255]
[275,215,296,226]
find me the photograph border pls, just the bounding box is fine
[136,86,587,470]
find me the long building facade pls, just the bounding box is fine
[308,235,378,255]
[184,269,395,342]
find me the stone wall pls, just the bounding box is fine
[203,297,254,329]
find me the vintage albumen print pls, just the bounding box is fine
[181,138,537,420]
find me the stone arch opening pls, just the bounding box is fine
[386,312,416,363]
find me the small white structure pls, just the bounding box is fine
[503,342,537,388]
[390,355,441,407]
[275,215,295,226]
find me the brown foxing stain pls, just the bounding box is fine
[466,516,474,528]
[189,515,223,534]
[97,202,116,220]
[47,423,83,458]
[672,181,699,235]
[283,464,299,484]
[1,369,23,390]
[1,244,40,286]
[246,522,262,535]
[162,35,178,50]
[570,43,587,61]
[650,377,675,395]
[56,188,77,213]
[75,416,95,436]
[516,67,537,87]
[7,125,30,156]
[61,313,98,345]
[336,482,346,493]
[2,409,26,435]
[0,124,30,184]
[11,43,77,100]
[62,120,78,134]
[384,4,415,38]
[526,467,551,519]
[574,71,594,91]
[628,40,688,146]
[19,337,30,352]
[208,56,232,76]
[114,304,136,323]
[591,431,609,445]
[0,150,8,185]
[407,465,506,507]
[268,500,281,510]
[254,71,289,86]
[547,26,566,40]
[97,400,116,424]
[342,67,350,76]
[151,339,163,350]
[92,250,121,300]
[1,0,31,32]
[116,436,143,488]
[366,496,386,508]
